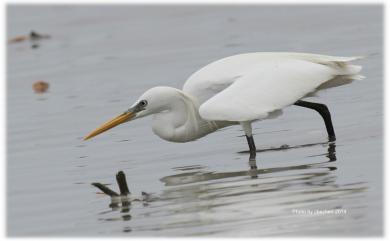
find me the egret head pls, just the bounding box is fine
[83,87,178,140]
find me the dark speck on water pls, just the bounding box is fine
[7,5,382,237]
[116,139,130,142]
[29,30,51,40]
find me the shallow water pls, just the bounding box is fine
[7,5,383,236]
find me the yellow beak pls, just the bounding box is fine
[84,111,135,140]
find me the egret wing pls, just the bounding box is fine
[198,58,357,122]
[183,71,240,105]
[183,52,362,106]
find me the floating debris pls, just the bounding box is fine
[8,35,28,43]
[32,81,49,93]
[9,31,51,49]
[92,171,151,207]
[29,30,50,40]
[9,30,51,43]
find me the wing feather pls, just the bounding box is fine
[198,58,355,122]
[183,52,362,106]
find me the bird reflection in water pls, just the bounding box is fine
[161,142,337,185]
[94,142,368,234]
[249,141,336,178]
[150,141,368,234]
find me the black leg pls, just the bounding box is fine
[248,159,258,178]
[246,135,257,159]
[294,100,336,141]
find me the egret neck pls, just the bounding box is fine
[150,87,233,142]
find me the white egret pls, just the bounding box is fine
[84,52,363,158]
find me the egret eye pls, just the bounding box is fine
[139,100,148,107]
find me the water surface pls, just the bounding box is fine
[7,5,383,236]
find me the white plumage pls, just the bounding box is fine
[84,52,362,155]
[184,52,362,121]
